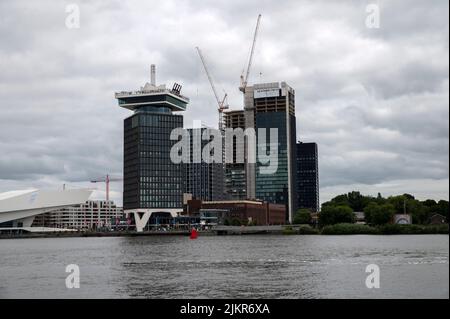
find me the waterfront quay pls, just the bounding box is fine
[0,225,288,239]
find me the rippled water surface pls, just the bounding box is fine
[0,235,448,298]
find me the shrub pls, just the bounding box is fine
[319,205,355,226]
[378,224,449,235]
[293,209,312,224]
[298,225,320,235]
[321,223,378,235]
[282,226,296,235]
[364,203,395,225]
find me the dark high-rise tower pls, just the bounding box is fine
[115,65,188,231]
[243,82,297,222]
[296,142,319,212]
[184,128,224,201]
[223,110,247,200]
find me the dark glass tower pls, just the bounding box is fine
[184,128,224,201]
[115,66,188,213]
[296,142,319,212]
[244,82,297,222]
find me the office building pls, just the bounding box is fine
[184,127,224,201]
[115,65,188,231]
[223,110,246,200]
[243,82,297,222]
[296,142,319,212]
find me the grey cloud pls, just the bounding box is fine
[0,0,448,205]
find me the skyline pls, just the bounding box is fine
[0,0,448,206]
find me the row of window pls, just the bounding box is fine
[139,202,181,208]
[140,175,182,182]
[140,189,181,195]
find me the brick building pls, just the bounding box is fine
[185,199,285,225]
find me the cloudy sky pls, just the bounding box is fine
[0,0,448,206]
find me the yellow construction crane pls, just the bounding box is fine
[196,46,229,132]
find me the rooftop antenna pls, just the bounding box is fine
[151,64,156,86]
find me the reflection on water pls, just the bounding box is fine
[0,235,448,298]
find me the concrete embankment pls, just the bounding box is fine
[0,225,288,239]
[0,230,197,239]
[214,225,285,235]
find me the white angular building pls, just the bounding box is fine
[0,189,93,233]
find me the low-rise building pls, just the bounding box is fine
[185,199,286,226]
[0,189,93,234]
[429,214,447,225]
[393,214,412,225]
[32,200,124,230]
[354,211,366,224]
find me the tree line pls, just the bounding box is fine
[293,191,449,227]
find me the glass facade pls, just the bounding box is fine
[296,142,319,212]
[121,95,185,210]
[255,112,289,204]
[183,128,225,201]
[251,82,297,222]
[225,165,246,200]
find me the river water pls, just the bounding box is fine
[0,235,448,298]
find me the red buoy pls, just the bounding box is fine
[190,228,198,239]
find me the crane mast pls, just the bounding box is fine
[90,174,123,202]
[196,46,228,132]
[240,14,261,93]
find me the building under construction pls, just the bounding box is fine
[224,110,246,200]
[196,14,301,222]
[242,82,298,223]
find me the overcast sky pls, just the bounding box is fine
[0,0,448,206]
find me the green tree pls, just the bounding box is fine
[388,195,430,224]
[388,195,408,214]
[422,199,438,208]
[375,192,387,205]
[364,203,395,225]
[436,200,449,219]
[319,205,355,227]
[293,209,312,224]
[330,194,350,206]
[409,200,430,224]
[322,191,376,212]
[347,191,371,211]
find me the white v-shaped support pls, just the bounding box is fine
[133,211,152,232]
